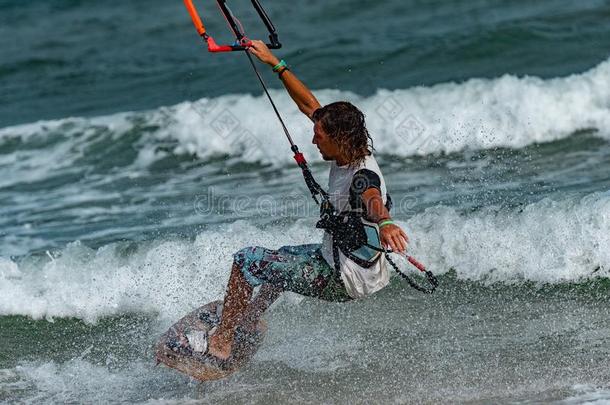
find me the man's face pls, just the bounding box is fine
[312,120,341,162]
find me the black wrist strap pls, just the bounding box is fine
[277,67,290,79]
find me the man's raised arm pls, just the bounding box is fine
[248,40,321,119]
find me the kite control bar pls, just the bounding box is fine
[183,0,281,52]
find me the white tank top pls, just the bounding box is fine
[320,154,390,299]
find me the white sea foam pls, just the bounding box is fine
[1,58,609,169]
[561,385,610,404]
[1,358,280,404]
[0,220,321,323]
[406,192,610,284]
[1,193,608,322]
[1,360,167,404]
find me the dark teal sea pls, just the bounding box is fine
[1,0,610,403]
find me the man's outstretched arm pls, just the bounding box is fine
[248,40,321,119]
[362,188,409,253]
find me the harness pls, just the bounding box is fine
[183,0,438,294]
[316,182,438,294]
[317,186,386,268]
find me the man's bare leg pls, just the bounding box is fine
[207,263,253,360]
[240,283,282,332]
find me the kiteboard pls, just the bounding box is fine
[155,300,267,381]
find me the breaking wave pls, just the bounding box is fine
[1,192,608,322]
[0,57,609,174]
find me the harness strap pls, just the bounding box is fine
[332,241,341,274]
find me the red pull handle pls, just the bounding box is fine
[407,256,427,273]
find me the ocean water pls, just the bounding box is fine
[1,0,610,403]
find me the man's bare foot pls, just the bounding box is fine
[207,329,232,360]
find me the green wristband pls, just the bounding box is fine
[272,59,287,72]
[378,219,394,228]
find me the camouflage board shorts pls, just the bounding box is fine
[233,244,352,302]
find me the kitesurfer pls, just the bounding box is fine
[207,40,409,360]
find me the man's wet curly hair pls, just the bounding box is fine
[312,101,374,167]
